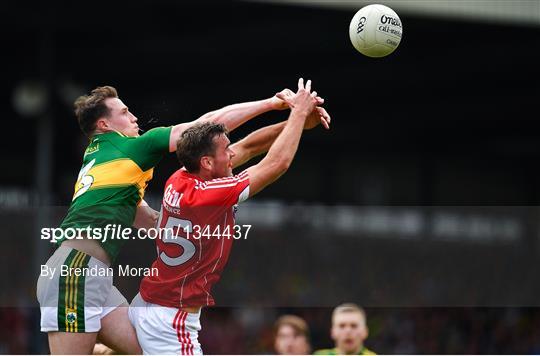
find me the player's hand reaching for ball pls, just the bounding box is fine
[305,106,331,130]
[270,89,294,110]
[276,78,318,119]
[271,88,324,110]
[276,79,330,129]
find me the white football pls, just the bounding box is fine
[349,4,403,58]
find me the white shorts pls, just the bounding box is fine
[129,293,202,355]
[37,246,127,333]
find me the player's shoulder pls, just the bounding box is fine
[97,130,129,142]
[313,348,338,355]
[83,134,125,163]
[196,170,249,189]
[93,131,131,153]
[166,168,192,187]
[166,169,249,206]
[102,129,169,162]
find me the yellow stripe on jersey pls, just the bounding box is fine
[73,159,153,200]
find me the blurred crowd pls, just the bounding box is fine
[3,305,540,354]
[199,306,540,354]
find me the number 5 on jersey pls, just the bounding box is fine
[73,159,96,201]
[157,212,196,267]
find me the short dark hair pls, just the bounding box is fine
[74,86,118,137]
[176,122,229,173]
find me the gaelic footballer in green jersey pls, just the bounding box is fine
[59,127,171,260]
[37,85,301,354]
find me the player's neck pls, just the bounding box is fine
[94,128,131,137]
[93,128,113,136]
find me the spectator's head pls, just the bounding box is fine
[330,303,369,354]
[274,315,311,355]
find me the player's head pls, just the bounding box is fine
[74,86,139,138]
[274,315,311,355]
[330,303,369,354]
[176,122,235,179]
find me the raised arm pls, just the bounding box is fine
[167,95,287,152]
[245,78,318,197]
[231,121,286,169]
[230,106,331,168]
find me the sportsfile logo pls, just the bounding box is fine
[356,16,366,34]
[41,224,253,243]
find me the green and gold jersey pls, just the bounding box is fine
[58,127,172,260]
[314,346,376,355]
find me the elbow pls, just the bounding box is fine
[198,110,220,124]
[275,159,291,174]
[203,112,218,123]
[210,113,222,124]
[208,113,231,128]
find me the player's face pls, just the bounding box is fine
[209,133,235,178]
[274,325,310,355]
[102,97,140,137]
[331,312,368,354]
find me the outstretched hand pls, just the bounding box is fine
[275,79,331,130]
[305,106,331,130]
[270,89,294,110]
[272,88,324,110]
[276,78,320,117]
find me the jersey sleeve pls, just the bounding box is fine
[122,126,172,171]
[194,170,250,207]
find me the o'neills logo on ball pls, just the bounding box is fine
[356,16,366,34]
[380,14,402,28]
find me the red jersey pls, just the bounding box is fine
[139,168,250,308]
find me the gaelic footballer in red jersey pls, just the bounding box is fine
[140,168,250,308]
[129,78,331,355]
